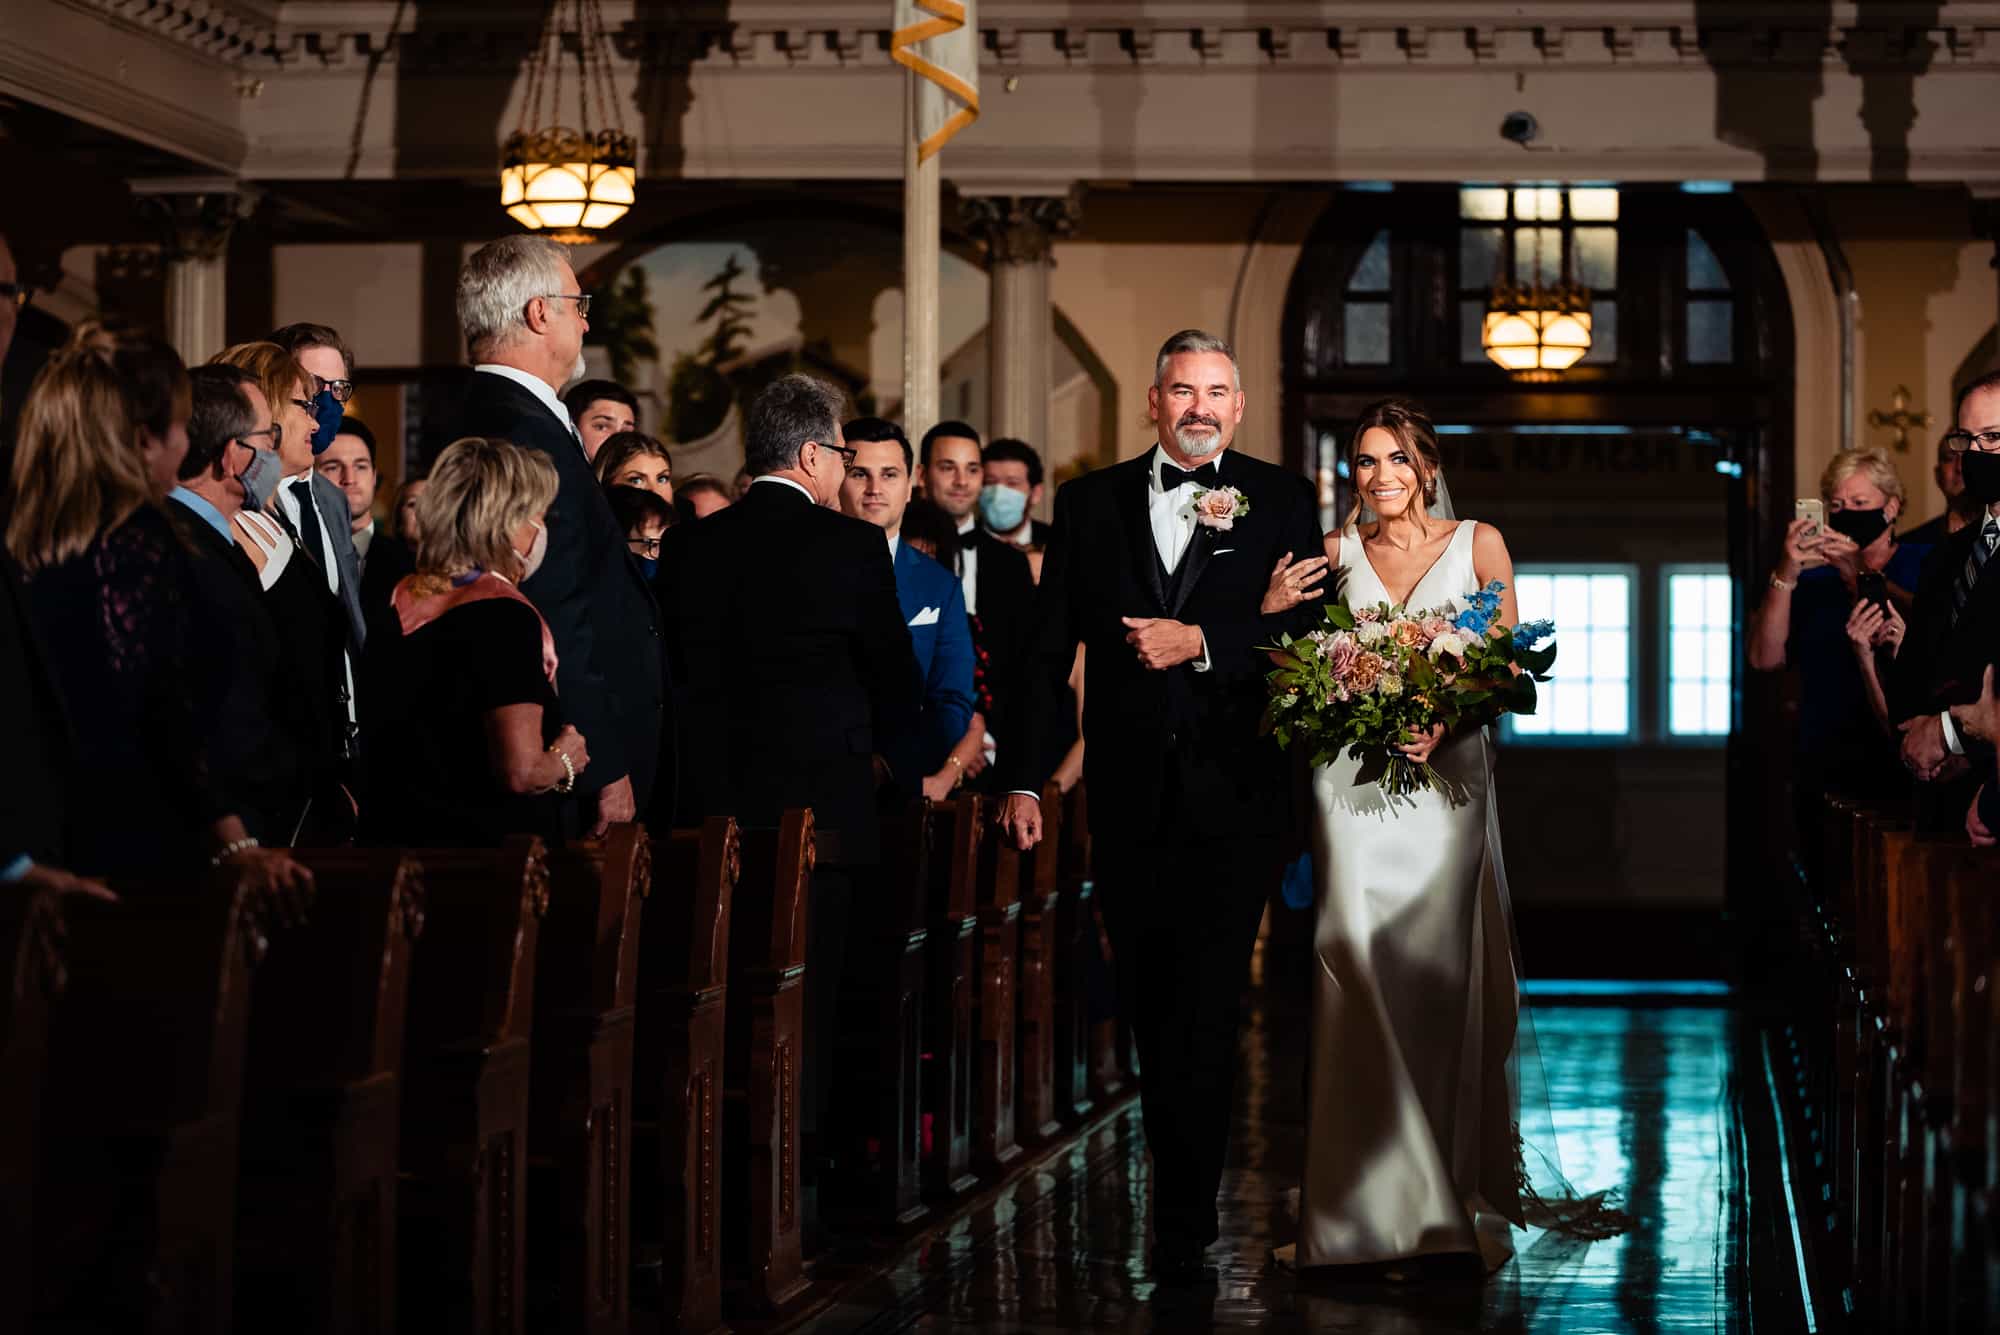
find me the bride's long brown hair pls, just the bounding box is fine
[1343,398,1444,533]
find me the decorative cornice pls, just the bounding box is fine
[61,0,276,62]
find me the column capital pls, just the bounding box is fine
[130,179,260,263]
[960,192,1081,266]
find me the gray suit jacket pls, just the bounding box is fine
[307,470,367,652]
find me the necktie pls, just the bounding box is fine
[1951,518,2000,625]
[291,478,324,568]
[1159,459,1220,491]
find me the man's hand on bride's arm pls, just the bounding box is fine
[1122,617,1204,670]
[1396,722,1447,766]
[1262,552,1328,615]
[999,792,1043,850]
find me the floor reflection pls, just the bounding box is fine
[804,977,1744,1333]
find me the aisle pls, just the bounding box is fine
[799,982,1748,1333]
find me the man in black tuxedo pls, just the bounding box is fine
[999,330,1322,1281]
[452,235,666,836]
[658,374,922,1214]
[167,365,308,841]
[920,420,1035,789]
[1896,370,2000,833]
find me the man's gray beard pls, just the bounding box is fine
[1173,426,1226,459]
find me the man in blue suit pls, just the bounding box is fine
[842,417,976,791]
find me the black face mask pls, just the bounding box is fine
[1961,450,2000,506]
[1826,505,1891,548]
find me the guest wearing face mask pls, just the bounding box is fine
[1750,447,1925,853]
[979,438,1054,575]
[359,436,587,848]
[267,323,369,657]
[606,482,673,584]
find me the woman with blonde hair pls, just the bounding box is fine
[1749,446,1930,845]
[5,324,310,893]
[359,436,588,846]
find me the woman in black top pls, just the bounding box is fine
[4,324,311,893]
[360,436,588,848]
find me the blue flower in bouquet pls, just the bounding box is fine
[1513,618,1555,650]
[1453,582,1507,635]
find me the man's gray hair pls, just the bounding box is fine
[458,235,575,360]
[1154,328,1240,390]
[744,373,847,476]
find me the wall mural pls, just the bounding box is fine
[580,219,989,480]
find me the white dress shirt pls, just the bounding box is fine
[473,362,580,449]
[274,473,359,735]
[955,513,981,614]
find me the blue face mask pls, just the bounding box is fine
[978,483,1030,533]
[639,556,659,580]
[308,391,345,455]
[238,446,285,510]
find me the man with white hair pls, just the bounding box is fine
[452,235,668,835]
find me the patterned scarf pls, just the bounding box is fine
[392,569,558,687]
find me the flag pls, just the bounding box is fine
[891,1,979,161]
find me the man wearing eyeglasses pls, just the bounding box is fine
[452,235,666,840]
[1894,370,2000,835]
[270,322,368,659]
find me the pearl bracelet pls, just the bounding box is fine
[552,747,577,795]
[210,836,260,867]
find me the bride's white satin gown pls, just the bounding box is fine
[1295,519,1525,1270]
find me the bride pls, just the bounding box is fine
[1261,398,1621,1274]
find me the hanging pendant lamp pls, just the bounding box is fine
[499,0,636,242]
[1481,192,1593,380]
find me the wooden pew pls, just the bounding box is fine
[30,875,272,1333]
[973,801,1025,1173]
[528,824,652,1335]
[1052,782,1097,1126]
[1014,780,1065,1147]
[725,809,814,1313]
[235,850,425,1335]
[923,793,982,1201]
[1846,804,1909,1319]
[397,836,548,1335]
[1945,850,1998,1332]
[631,816,737,1335]
[836,797,933,1227]
[1,883,69,1334]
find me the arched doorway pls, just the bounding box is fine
[1281,184,1796,973]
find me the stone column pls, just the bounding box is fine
[1978,193,2000,377]
[130,181,257,364]
[961,194,1079,452]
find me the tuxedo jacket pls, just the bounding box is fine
[1000,448,1323,848]
[894,538,976,774]
[358,525,414,624]
[1892,514,2000,726]
[454,370,667,807]
[658,480,922,866]
[962,526,1035,769]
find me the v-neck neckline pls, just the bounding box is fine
[1358,520,1465,608]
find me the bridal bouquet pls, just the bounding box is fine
[1262,582,1556,798]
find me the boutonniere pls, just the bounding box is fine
[1192,486,1251,531]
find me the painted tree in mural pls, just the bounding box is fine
[583,266,659,385]
[668,253,756,442]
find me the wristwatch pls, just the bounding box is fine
[1769,572,1796,592]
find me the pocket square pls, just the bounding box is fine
[909,606,941,627]
[1213,548,1236,556]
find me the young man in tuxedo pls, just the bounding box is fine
[999,330,1323,1282]
[1897,370,2000,833]
[658,376,922,1242]
[920,420,1035,789]
[451,235,666,837]
[316,416,413,620]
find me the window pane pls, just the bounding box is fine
[1688,300,1734,364]
[1460,298,1488,363]
[1666,571,1733,738]
[1349,230,1392,292]
[1687,229,1730,291]
[1343,302,1391,365]
[1460,227,1503,289]
[1574,227,1618,289]
[1460,186,1507,220]
[1514,186,1562,221]
[1505,567,1634,741]
[1579,300,1617,364]
[1514,228,1562,286]
[1569,187,1620,221]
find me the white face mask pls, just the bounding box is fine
[514,518,548,582]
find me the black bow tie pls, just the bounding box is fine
[1160,459,1220,491]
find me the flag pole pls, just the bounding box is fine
[902,62,940,438]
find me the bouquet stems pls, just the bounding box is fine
[1380,755,1448,800]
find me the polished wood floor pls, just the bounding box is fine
[797,963,1752,1333]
